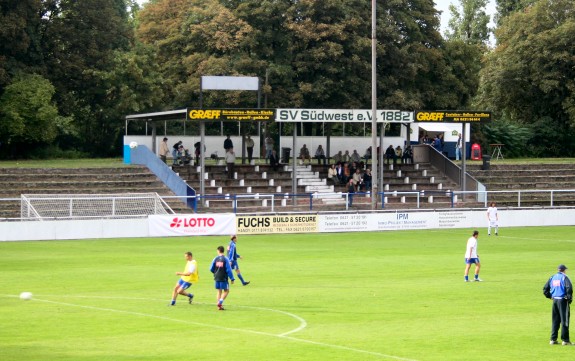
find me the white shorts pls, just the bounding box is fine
[488,220,498,227]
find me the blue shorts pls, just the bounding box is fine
[230,260,239,270]
[465,258,480,264]
[215,281,229,290]
[177,279,192,290]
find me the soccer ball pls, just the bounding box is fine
[129,141,138,149]
[20,292,33,300]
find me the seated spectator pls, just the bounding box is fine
[402,146,413,164]
[352,168,364,191]
[314,145,326,165]
[343,162,351,184]
[332,151,343,164]
[350,150,361,163]
[327,164,338,186]
[342,150,351,163]
[299,144,311,165]
[362,168,372,191]
[172,140,183,165]
[385,145,397,165]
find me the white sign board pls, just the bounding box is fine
[276,109,414,123]
[149,214,236,237]
[201,76,259,91]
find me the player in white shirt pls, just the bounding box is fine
[464,230,482,282]
[487,202,499,236]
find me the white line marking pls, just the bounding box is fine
[30,295,308,336]
[2,294,418,361]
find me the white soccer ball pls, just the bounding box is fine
[20,292,33,300]
[129,141,138,149]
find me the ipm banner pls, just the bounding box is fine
[149,214,236,237]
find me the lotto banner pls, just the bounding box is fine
[149,214,236,237]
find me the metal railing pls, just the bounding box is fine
[2,189,574,221]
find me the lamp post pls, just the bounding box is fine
[370,0,378,210]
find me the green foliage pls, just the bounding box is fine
[446,0,491,44]
[476,0,575,156]
[0,74,71,158]
[494,0,536,26]
[136,0,467,112]
[481,117,531,158]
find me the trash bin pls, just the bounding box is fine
[281,147,291,163]
[471,143,482,160]
[482,155,491,170]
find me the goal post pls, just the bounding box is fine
[21,193,174,220]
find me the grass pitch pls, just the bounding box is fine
[1,227,574,361]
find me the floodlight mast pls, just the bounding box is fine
[370,0,378,210]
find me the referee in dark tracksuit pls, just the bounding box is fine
[543,264,573,345]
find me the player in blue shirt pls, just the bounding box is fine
[210,246,235,310]
[228,235,250,286]
[543,264,573,345]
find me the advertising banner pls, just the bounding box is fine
[414,111,491,123]
[236,215,319,234]
[276,109,413,123]
[149,214,236,237]
[187,108,275,122]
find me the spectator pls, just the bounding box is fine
[314,145,326,165]
[269,149,280,171]
[264,135,274,164]
[172,140,183,165]
[194,141,204,165]
[225,147,236,179]
[433,135,442,152]
[343,162,351,184]
[385,145,396,165]
[327,164,338,186]
[224,135,233,153]
[332,151,343,164]
[342,150,351,163]
[364,146,372,163]
[402,146,413,164]
[159,137,169,164]
[395,146,403,161]
[346,179,355,207]
[455,133,463,161]
[362,168,372,191]
[352,168,363,191]
[299,144,311,165]
[246,135,255,163]
[335,162,344,185]
[351,150,361,163]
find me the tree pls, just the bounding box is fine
[0,0,47,92]
[476,0,575,156]
[0,74,71,158]
[137,0,467,112]
[445,0,491,44]
[42,0,135,155]
[494,0,536,26]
